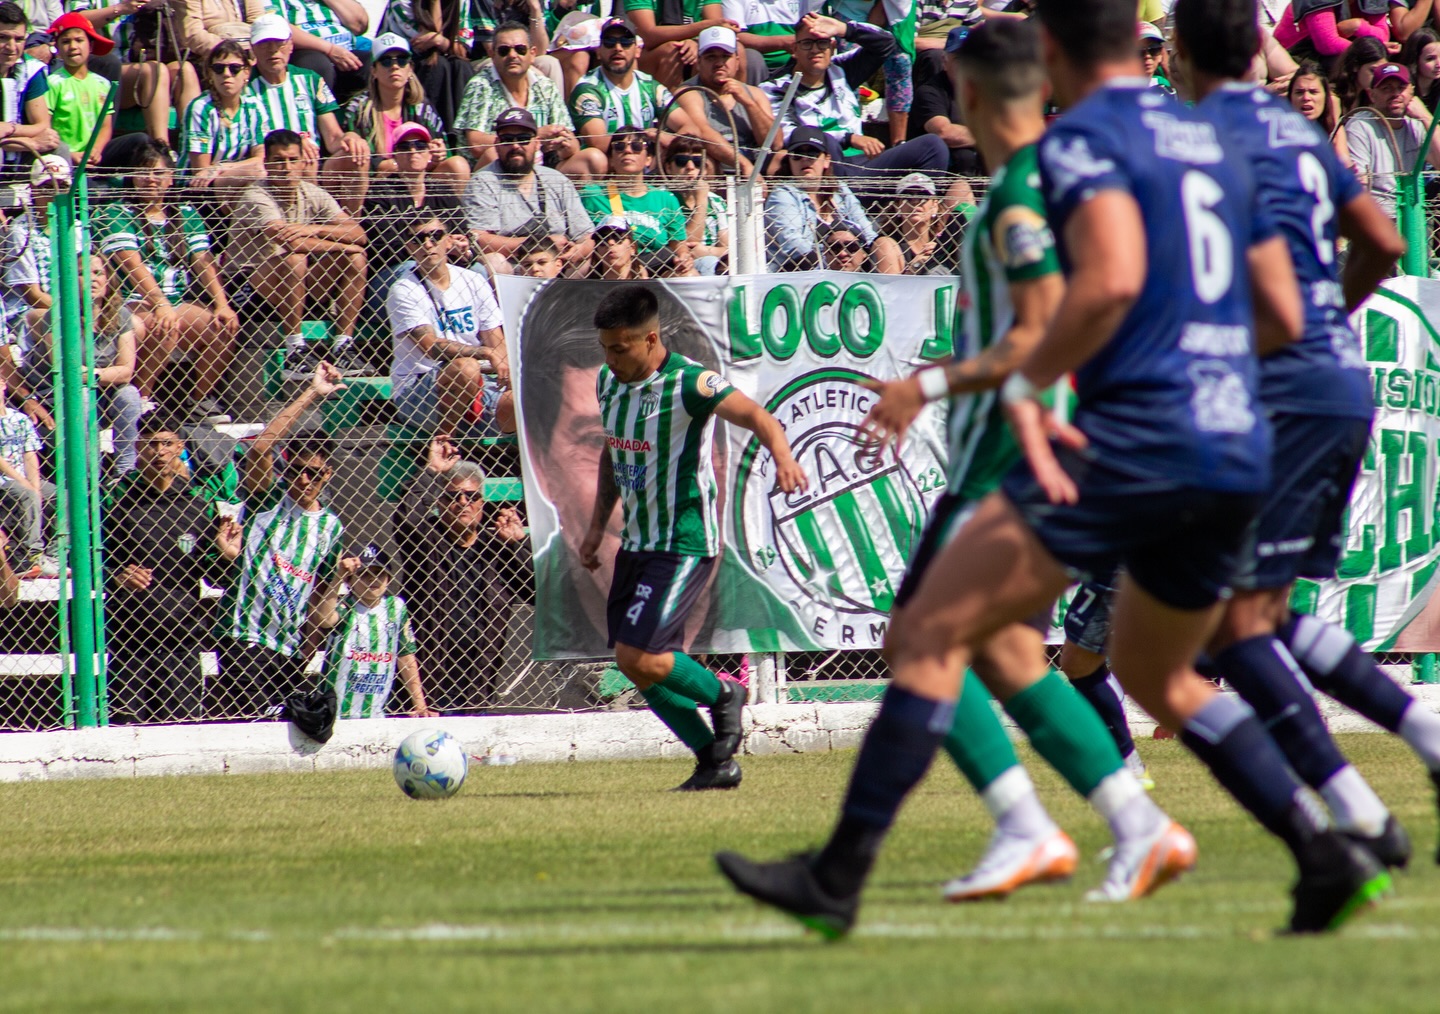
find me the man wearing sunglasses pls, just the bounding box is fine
[211,362,348,719]
[392,440,534,711]
[569,17,704,157]
[455,21,582,171]
[464,105,596,269]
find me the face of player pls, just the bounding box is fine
[349,567,390,605]
[1373,75,1412,117]
[598,323,663,384]
[1289,74,1326,120]
[698,46,734,87]
[519,250,561,277]
[56,28,90,70]
[253,37,292,80]
[599,31,638,76]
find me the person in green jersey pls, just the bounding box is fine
[853,18,1188,903]
[309,543,437,719]
[579,125,692,271]
[212,362,347,718]
[624,0,729,90]
[46,13,111,166]
[569,18,706,155]
[580,283,808,790]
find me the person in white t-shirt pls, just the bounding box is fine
[385,212,514,438]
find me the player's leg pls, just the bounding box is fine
[715,492,1072,936]
[971,620,1186,901]
[606,550,744,790]
[1117,501,1390,934]
[1059,580,1148,785]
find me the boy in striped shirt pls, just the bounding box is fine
[579,284,808,791]
[310,543,436,719]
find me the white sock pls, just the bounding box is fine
[1399,701,1440,772]
[285,334,306,354]
[1089,769,1164,842]
[981,766,1057,840]
[1123,750,1147,777]
[1318,764,1390,837]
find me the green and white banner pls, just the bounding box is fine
[501,274,1440,660]
[500,273,956,659]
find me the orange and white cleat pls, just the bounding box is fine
[941,828,1079,902]
[1085,820,1197,902]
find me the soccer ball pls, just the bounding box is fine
[393,729,469,800]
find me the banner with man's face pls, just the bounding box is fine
[501,275,1440,661]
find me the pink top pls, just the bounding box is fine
[379,113,402,155]
[1274,3,1390,56]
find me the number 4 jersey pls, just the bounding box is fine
[1038,80,1275,494]
[1199,82,1373,422]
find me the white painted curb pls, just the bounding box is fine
[1,682,1437,783]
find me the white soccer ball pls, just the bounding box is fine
[393,729,469,800]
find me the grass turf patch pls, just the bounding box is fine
[0,734,1436,1013]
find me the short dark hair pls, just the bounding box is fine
[492,19,529,39]
[207,38,250,68]
[517,234,560,259]
[952,17,1044,101]
[138,415,185,439]
[404,210,447,235]
[286,429,335,465]
[264,129,303,158]
[593,283,659,331]
[665,135,706,160]
[0,2,27,30]
[1173,0,1257,79]
[1034,0,1137,66]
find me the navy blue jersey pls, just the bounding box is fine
[1038,81,1273,493]
[1200,83,1372,421]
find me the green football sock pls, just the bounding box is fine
[1004,671,1123,798]
[658,652,722,706]
[639,683,716,753]
[942,671,1021,792]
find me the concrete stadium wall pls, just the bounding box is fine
[0,681,1437,782]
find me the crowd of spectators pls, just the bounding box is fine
[3,0,1440,722]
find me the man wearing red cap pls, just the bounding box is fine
[1346,61,1440,222]
[46,12,112,164]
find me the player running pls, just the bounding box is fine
[856,18,1183,904]
[579,284,808,792]
[716,0,1388,938]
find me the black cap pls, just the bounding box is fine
[600,16,635,39]
[24,32,49,48]
[355,543,392,573]
[494,106,538,133]
[786,125,830,154]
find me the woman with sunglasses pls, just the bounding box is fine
[377,0,479,133]
[93,136,239,423]
[764,125,901,272]
[341,33,470,193]
[454,21,581,171]
[663,137,727,274]
[579,125,695,275]
[181,40,266,187]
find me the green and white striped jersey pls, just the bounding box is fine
[274,0,353,45]
[94,200,211,303]
[247,67,338,143]
[597,352,734,556]
[321,594,418,719]
[218,485,344,656]
[570,69,672,134]
[179,93,266,169]
[947,143,1060,502]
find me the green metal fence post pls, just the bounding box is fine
[1400,114,1440,277]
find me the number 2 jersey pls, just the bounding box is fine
[1199,82,1372,422]
[597,352,735,556]
[1037,81,1274,494]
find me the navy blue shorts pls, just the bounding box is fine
[895,491,1051,635]
[1062,578,1117,655]
[1233,413,1371,591]
[606,550,715,654]
[1001,449,1262,612]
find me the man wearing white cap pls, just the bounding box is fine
[248,13,370,207]
[269,0,372,100]
[677,26,776,164]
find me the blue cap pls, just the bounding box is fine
[944,25,969,54]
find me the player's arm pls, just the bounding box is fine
[862,272,1064,452]
[580,448,620,571]
[398,654,438,717]
[1248,234,1304,356]
[713,391,809,494]
[1338,191,1406,311]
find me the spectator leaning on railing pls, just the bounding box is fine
[1345,61,1440,221]
[0,3,60,172]
[463,106,595,273]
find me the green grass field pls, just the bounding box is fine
[1,735,1438,1013]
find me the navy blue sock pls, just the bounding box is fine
[1070,662,1135,759]
[814,685,953,898]
[1279,614,1410,732]
[1179,694,1323,855]
[1214,635,1347,790]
